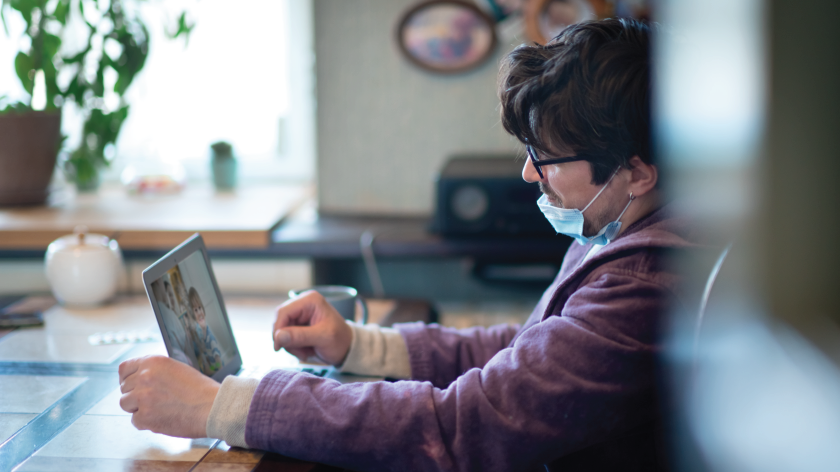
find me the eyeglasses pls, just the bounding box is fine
[526,144,591,179]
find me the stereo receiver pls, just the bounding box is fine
[433,156,554,237]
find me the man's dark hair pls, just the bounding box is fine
[499,18,651,185]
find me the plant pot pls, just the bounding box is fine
[0,110,62,206]
[212,157,237,190]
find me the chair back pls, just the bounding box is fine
[693,243,732,362]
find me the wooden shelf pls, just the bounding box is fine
[0,183,310,251]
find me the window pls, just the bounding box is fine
[0,0,315,183]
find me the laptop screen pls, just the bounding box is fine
[147,245,238,377]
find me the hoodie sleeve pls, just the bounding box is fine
[244,271,669,471]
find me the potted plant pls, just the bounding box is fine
[0,102,62,206]
[210,141,237,191]
[0,0,193,197]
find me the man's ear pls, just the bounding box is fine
[626,156,658,196]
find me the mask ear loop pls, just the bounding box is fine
[615,192,636,223]
[581,167,621,214]
[603,193,636,243]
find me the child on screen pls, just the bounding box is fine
[187,287,224,375]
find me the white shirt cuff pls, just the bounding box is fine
[206,375,260,447]
[338,321,412,379]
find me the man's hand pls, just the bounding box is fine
[273,291,353,365]
[119,355,220,438]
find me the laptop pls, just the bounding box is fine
[142,233,362,382]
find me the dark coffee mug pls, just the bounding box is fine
[288,285,368,324]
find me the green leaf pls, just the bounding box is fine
[92,63,104,96]
[67,150,100,185]
[99,105,129,145]
[0,95,32,114]
[63,46,91,64]
[63,75,85,105]
[166,11,195,45]
[53,0,69,24]
[76,0,85,23]
[42,33,61,59]
[1,3,9,36]
[112,23,149,95]
[14,52,35,94]
[77,105,129,162]
[9,0,37,26]
[42,62,60,111]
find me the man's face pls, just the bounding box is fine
[523,151,628,236]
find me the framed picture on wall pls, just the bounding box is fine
[397,0,498,74]
[522,0,650,45]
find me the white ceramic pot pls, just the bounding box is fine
[45,228,124,306]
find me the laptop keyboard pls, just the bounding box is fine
[238,365,330,379]
[298,367,330,377]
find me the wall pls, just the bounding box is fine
[314,0,523,216]
[765,0,840,343]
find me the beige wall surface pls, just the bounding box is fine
[315,0,522,216]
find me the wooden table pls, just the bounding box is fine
[0,183,310,251]
[0,296,392,471]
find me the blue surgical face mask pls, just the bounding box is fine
[537,169,635,246]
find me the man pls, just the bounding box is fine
[119,18,699,471]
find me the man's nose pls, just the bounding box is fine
[522,158,541,183]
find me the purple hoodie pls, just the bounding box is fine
[246,205,703,471]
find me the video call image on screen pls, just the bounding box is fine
[150,251,236,376]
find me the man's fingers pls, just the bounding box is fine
[274,290,337,331]
[273,291,327,332]
[120,374,136,394]
[118,357,141,383]
[274,325,324,351]
[285,346,315,362]
[115,354,220,438]
[272,293,348,364]
[131,412,149,431]
[120,391,139,413]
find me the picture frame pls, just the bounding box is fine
[523,0,650,45]
[397,0,498,74]
[523,0,607,45]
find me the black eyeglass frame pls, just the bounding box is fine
[526,144,591,179]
